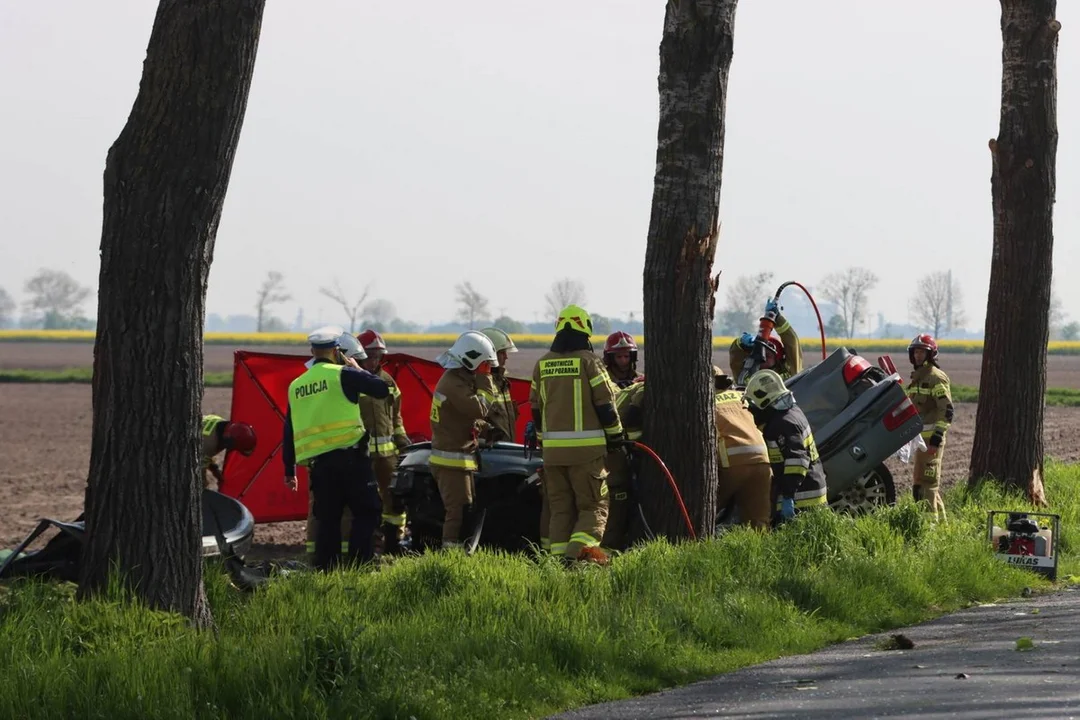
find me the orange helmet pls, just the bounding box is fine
[357,329,386,351]
[603,331,638,362]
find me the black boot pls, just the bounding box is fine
[381,521,402,555]
[912,485,923,502]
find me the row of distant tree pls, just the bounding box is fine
[4,266,1077,341]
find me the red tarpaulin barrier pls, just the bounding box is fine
[219,350,534,523]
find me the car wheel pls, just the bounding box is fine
[828,464,896,515]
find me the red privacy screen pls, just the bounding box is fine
[219,351,533,523]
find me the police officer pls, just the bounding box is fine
[200,415,257,489]
[283,326,390,570]
[529,305,624,566]
[743,369,826,523]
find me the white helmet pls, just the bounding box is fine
[743,369,791,411]
[338,331,366,360]
[437,331,498,371]
[479,327,518,354]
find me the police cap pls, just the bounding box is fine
[307,325,346,349]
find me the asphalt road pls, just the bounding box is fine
[552,587,1080,720]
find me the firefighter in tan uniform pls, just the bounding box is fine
[478,327,519,443]
[200,415,257,489]
[430,331,499,549]
[712,366,773,530]
[600,380,644,552]
[906,334,953,521]
[529,305,624,566]
[354,329,411,554]
[730,298,803,383]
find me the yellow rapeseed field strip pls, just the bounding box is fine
[3,329,1080,354]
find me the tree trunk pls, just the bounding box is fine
[641,0,738,539]
[79,0,266,625]
[968,0,1058,504]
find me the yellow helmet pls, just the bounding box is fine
[554,304,593,335]
[743,369,790,411]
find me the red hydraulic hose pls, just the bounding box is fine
[630,440,697,540]
[775,280,827,361]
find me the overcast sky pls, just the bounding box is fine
[1,0,1077,331]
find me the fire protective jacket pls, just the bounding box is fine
[357,368,406,457]
[478,371,518,442]
[529,350,623,465]
[713,390,771,468]
[906,363,954,448]
[728,311,804,382]
[614,382,645,440]
[430,367,489,471]
[759,404,827,508]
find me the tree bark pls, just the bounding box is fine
[79,0,266,625]
[641,0,738,539]
[968,0,1058,504]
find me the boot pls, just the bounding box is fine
[912,485,923,503]
[575,546,610,566]
[458,504,486,554]
[381,522,402,556]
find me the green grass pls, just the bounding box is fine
[0,368,232,387]
[2,464,1078,719]
[950,384,1080,407]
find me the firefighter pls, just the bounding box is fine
[602,331,644,389]
[712,366,773,530]
[906,333,953,521]
[478,327,519,443]
[743,369,826,523]
[282,326,391,570]
[200,415,257,489]
[354,328,411,554]
[729,298,803,383]
[530,305,624,566]
[430,331,499,549]
[601,379,644,553]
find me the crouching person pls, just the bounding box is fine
[742,370,827,524]
[713,366,773,530]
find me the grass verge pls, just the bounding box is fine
[2,464,1077,719]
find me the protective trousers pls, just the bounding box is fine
[600,450,631,552]
[309,448,382,570]
[307,492,352,557]
[539,471,552,553]
[372,455,406,542]
[545,456,610,560]
[913,439,947,521]
[716,463,773,530]
[432,466,475,547]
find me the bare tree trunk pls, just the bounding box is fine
[969,0,1058,505]
[641,0,738,539]
[79,0,266,625]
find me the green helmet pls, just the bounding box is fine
[743,369,791,411]
[479,327,518,354]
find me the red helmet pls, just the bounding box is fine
[357,329,386,351]
[908,333,938,365]
[223,422,257,456]
[603,331,638,360]
[760,333,786,369]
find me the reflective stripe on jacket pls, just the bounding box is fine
[358,368,404,457]
[760,405,827,508]
[615,382,645,440]
[478,372,518,442]
[714,390,770,468]
[287,364,366,466]
[430,367,488,471]
[906,363,954,445]
[529,350,622,465]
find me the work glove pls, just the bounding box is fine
[394,434,410,450]
[739,332,755,351]
[524,421,539,449]
[765,297,780,315]
[780,497,796,521]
